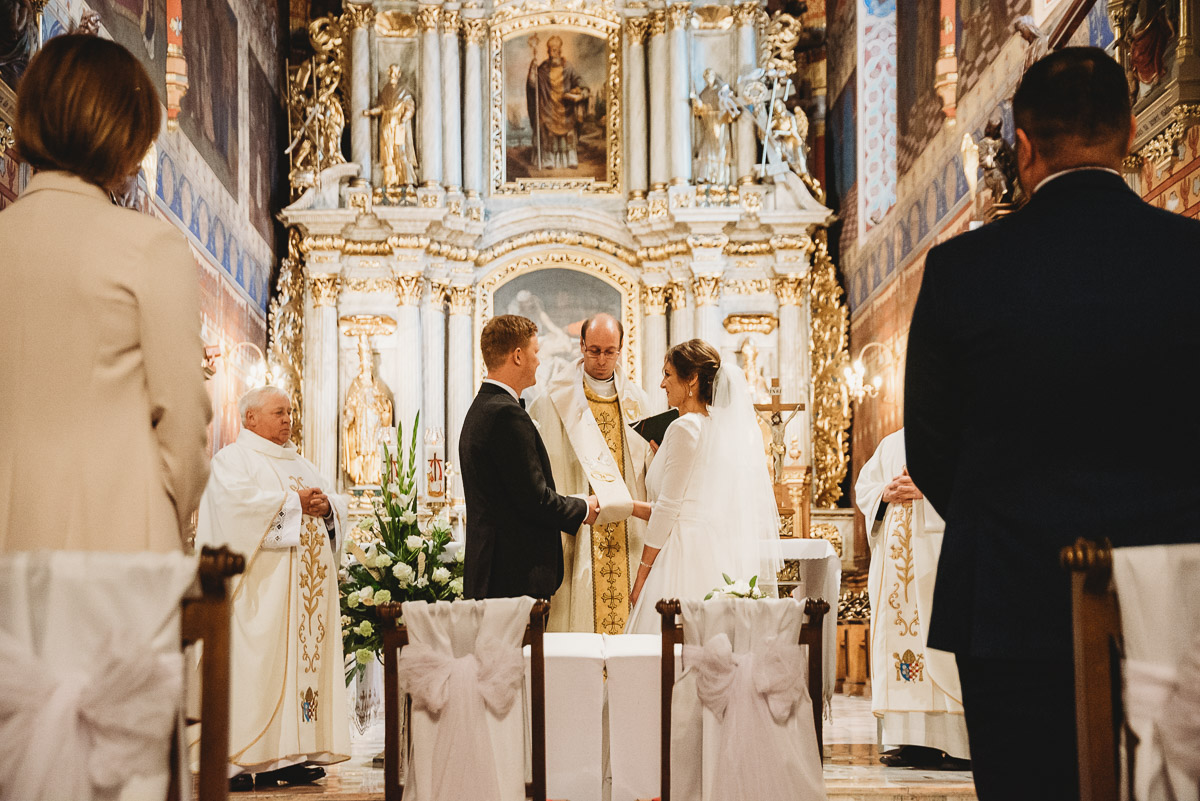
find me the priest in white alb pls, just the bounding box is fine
[528,313,653,634]
[855,428,970,768]
[195,386,350,791]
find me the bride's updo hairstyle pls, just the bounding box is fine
[666,339,721,404]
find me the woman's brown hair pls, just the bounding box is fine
[14,34,160,191]
[666,339,721,404]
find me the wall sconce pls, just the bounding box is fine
[207,341,272,387]
[845,341,896,404]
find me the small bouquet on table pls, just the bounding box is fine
[340,416,466,684]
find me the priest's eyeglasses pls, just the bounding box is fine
[584,347,620,359]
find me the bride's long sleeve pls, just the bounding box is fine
[643,415,703,549]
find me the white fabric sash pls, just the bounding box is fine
[0,632,183,801]
[1124,649,1200,801]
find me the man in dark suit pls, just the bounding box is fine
[905,48,1200,800]
[460,314,600,599]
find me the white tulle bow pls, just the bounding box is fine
[0,631,183,801]
[1125,640,1200,801]
[398,638,527,801]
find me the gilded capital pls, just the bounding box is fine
[775,274,806,306]
[417,5,442,32]
[343,3,376,29]
[395,274,425,306]
[309,274,342,307]
[666,280,689,311]
[693,274,721,306]
[667,2,690,29]
[733,1,759,27]
[462,17,488,43]
[442,9,460,33]
[648,9,667,36]
[429,281,451,306]
[448,285,474,313]
[0,122,13,159]
[642,284,668,315]
[624,15,650,44]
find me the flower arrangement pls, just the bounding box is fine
[340,415,465,682]
[704,573,770,600]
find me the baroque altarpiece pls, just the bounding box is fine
[271,0,855,556]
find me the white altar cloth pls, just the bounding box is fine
[774,538,840,709]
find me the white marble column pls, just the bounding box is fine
[667,279,692,345]
[441,9,463,191]
[624,16,649,193]
[667,2,692,185]
[346,4,375,183]
[642,284,668,396]
[692,275,722,344]
[461,18,487,196]
[304,274,341,484]
[418,5,444,187]
[647,10,669,188]
[776,273,808,461]
[392,275,425,445]
[423,281,449,435]
[735,2,758,184]
[447,285,474,463]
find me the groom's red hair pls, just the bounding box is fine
[481,315,539,370]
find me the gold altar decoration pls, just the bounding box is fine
[624,15,649,43]
[642,285,668,315]
[268,228,306,448]
[308,274,341,306]
[691,5,733,30]
[733,1,760,27]
[0,121,12,159]
[463,17,489,43]
[341,315,397,486]
[342,3,375,29]
[394,274,424,306]
[476,250,641,384]
[693,275,722,306]
[667,2,690,29]
[286,15,349,196]
[764,12,802,75]
[489,6,622,194]
[724,313,778,334]
[775,274,806,306]
[442,10,461,33]
[808,229,851,508]
[723,277,773,295]
[648,8,666,36]
[416,6,442,32]
[376,11,417,37]
[476,230,639,267]
[429,282,451,307]
[448,285,473,314]
[666,280,689,310]
[813,522,844,558]
[365,65,419,189]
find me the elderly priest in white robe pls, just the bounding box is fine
[195,386,350,791]
[528,313,653,634]
[855,428,970,769]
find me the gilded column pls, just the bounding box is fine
[776,272,808,463]
[446,285,474,462]
[642,284,668,396]
[462,18,488,196]
[345,3,376,184]
[735,2,759,184]
[667,279,692,345]
[305,273,341,484]
[441,9,463,191]
[423,281,449,437]
[692,274,722,343]
[391,274,426,440]
[624,16,650,194]
[647,10,669,188]
[667,2,692,185]
[418,5,444,187]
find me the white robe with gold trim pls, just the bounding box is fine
[855,429,969,759]
[195,429,350,773]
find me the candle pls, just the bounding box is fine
[425,427,446,498]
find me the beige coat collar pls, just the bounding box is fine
[21,170,110,203]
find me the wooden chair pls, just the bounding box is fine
[378,599,550,801]
[655,597,830,801]
[1061,537,1121,801]
[170,545,246,801]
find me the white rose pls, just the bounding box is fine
[432,566,451,584]
[415,576,429,589]
[392,562,415,587]
[406,534,424,550]
[374,554,393,568]
[448,577,464,596]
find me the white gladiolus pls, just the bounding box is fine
[415,576,429,588]
[400,510,417,525]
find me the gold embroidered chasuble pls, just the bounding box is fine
[584,383,632,633]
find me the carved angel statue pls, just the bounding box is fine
[767,99,825,201]
[960,132,980,201]
[286,16,348,190]
[1014,15,1048,71]
[977,117,1020,205]
[691,68,740,185]
[364,64,418,188]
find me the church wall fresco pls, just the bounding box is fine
[178,0,240,196]
[896,0,944,177]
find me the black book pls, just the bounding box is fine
[630,409,679,447]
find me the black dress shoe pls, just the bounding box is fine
[255,763,327,787]
[229,774,254,792]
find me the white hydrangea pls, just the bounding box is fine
[432,566,451,584]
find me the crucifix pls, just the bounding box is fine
[754,378,803,486]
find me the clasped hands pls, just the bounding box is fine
[298,487,333,518]
[881,468,924,504]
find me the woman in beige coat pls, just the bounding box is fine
[0,35,212,552]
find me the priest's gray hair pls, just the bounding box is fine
[239,385,289,424]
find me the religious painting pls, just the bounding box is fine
[178,0,239,195]
[80,0,168,96]
[248,52,280,243]
[896,0,943,176]
[956,0,1031,98]
[491,12,621,193]
[1124,0,1179,112]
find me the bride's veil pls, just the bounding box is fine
[692,364,783,594]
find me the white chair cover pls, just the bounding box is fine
[603,633,681,801]
[672,597,827,801]
[1112,544,1200,801]
[398,597,534,801]
[528,633,604,801]
[0,550,197,801]
[776,537,841,713]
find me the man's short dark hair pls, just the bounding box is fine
[1012,47,1132,163]
[481,315,538,370]
[580,314,624,347]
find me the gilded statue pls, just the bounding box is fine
[691,68,740,185]
[364,65,418,189]
[768,99,825,200]
[342,328,394,487]
[286,16,348,191]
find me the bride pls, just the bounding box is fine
[625,339,782,634]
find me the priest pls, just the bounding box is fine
[528,313,653,634]
[195,386,350,791]
[855,429,970,768]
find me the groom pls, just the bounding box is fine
[460,314,601,599]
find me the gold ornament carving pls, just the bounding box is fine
[691,5,732,29]
[376,11,418,37]
[269,228,307,448]
[765,11,801,75]
[419,192,440,208]
[462,17,488,42]
[1138,120,1186,168]
[667,281,689,311]
[442,10,461,33]
[626,203,649,222]
[670,190,693,209]
[770,233,812,251]
[649,196,669,218]
[624,16,649,43]
[286,16,350,197]
[648,9,666,36]
[693,275,721,306]
[342,3,375,29]
[343,277,395,293]
[687,233,728,249]
[666,3,690,30]
[723,278,773,295]
[429,282,451,306]
[475,230,638,267]
[448,285,474,313]
[775,274,805,306]
[724,313,777,334]
[812,522,843,558]
[394,274,424,305]
[0,122,12,158]
[1122,153,1144,172]
[726,241,772,256]
[417,5,442,32]
[808,229,850,508]
[642,284,668,315]
[309,274,342,306]
[733,1,759,26]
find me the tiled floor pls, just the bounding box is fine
[228,694,977,800]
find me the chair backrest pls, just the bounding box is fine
[655,596,829,801]
[378,598,549,801]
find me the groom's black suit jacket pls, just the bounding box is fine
[460,382,588,599]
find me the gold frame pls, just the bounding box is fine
[474,249,641,385]
[489,6,623,194]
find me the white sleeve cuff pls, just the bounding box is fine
[261,492,303,550]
